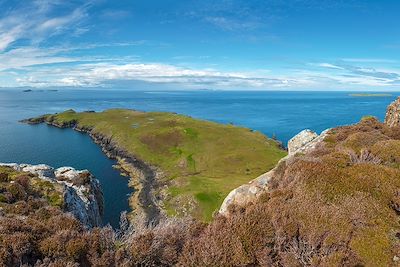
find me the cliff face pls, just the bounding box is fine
[385,97,400,127]
[0,163,103,227]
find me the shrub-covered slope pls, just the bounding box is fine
[25,109,286,221]
[0,166,114,266]
[180,116,400,266]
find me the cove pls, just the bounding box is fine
[0,122,132,228]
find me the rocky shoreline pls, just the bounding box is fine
[21,116,163,225]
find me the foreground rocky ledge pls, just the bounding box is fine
[0,163,103,227]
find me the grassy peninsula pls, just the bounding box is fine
[25,109,286,221]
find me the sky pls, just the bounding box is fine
[0,0,400,91]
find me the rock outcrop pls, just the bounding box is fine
[385,97,400,127]
[288,129,330,155]
[219,129,330,215]
[0,163,103,227]
[287,129,318,154]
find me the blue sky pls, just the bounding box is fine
[0,0,399,90]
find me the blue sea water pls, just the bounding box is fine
[0,89,398,227]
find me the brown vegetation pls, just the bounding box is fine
[2,117,400,266]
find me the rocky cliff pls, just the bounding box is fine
[385,96,400,127]
[0,163,103,227]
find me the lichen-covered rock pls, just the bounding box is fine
[385,97,400,127]
[219,163,281,215]
[288,129,318,155]
[0,163,103,227]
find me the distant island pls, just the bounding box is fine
[349,93,392,97]
[22,89,58,93]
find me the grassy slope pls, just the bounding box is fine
[37,109,286,221]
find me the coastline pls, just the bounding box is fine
[22,117,164,225]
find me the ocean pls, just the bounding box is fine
[0,89,398,227]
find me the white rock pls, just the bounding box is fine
[385,97,400,127]
[20,164,55,179]
[288,129,318,155]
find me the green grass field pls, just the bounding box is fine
[34,109,286,221]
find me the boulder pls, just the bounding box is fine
[219,165,280,215]
[288,129,318,155]
[385,97,400,127]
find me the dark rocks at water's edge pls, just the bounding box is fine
[0,163,104,228]
[21,116,163,226]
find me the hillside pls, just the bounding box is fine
[182,98,400,266]
[4,98,400,266]
[24,109,286,221]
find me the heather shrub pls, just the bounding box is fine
[179,204,275,266]
[371,140,400,167]
[119,217,204,266]
[15,175,31,190]
[342,131,388,153]
[0,172,9,182]
[73,172,91,186]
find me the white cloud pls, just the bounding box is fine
[0,25,23,51]
[11,62,316,89]
[0,1,89,52]
[0,47,80,71]
[315,63,344,70]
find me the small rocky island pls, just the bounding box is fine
[0,163,103,227]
